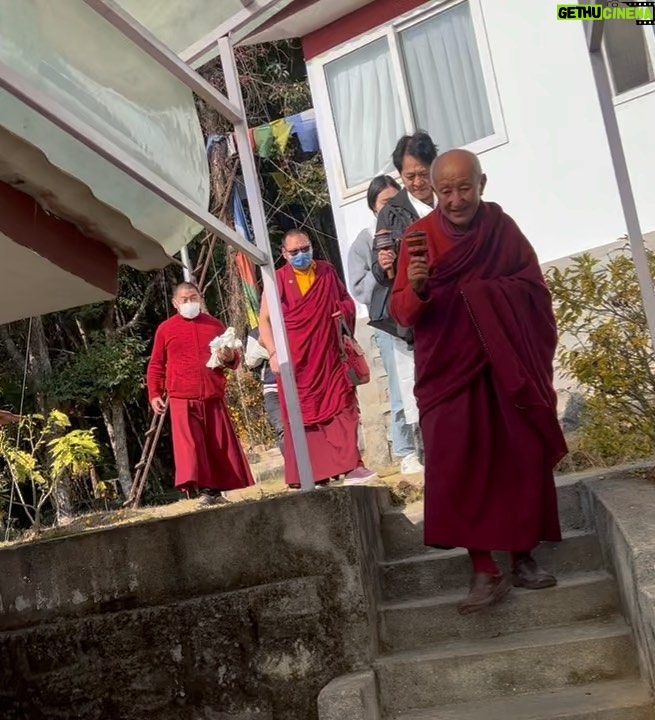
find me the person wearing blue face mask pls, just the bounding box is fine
[289,245,313,271]
[258,230,377,489]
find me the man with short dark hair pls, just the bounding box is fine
[369,131,439,466]
[374,131,439,272]
[258,230,376,488]
[147,281,254,505]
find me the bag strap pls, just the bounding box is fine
[335,314,352,360]
[339,315,354,339]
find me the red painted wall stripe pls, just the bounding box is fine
[0,180,118,295]
[302,0,430,60]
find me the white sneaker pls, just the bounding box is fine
[400,453,424,476]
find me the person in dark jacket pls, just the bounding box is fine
[369,132,438,466]
[372,131,439,297]
[348,175,422,475]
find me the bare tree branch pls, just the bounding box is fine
[117,275,158,334]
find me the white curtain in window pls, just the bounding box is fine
[325,38,404,188]
[400,2,493,152]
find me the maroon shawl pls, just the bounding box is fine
[277,261,356,425]
[413,202,567,467]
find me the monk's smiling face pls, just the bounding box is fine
[432,150,487,229]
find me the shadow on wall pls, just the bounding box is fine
[0,487,386,720]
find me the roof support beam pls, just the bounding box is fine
[583,0,605,52]
[0,61,267,265]
[180,0,290,66]
[580,0,655,348]
[82,0,243,125]
[219,35,315,493]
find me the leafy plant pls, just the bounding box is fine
[225,368,276,451]
[49,333,147,408]
[547,244,655,466]
[0,410,100,532]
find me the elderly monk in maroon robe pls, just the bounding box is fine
[259,229,376,488]
[390,150,567,615]
[147,282,254,505]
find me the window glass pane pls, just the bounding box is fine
[604,20,654,94]
[325,38,404,188]
[399,2,493,152]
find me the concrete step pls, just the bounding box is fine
[380,530,604,603]
[390,679,654,720]
[379,571,617,652]
[375,617,638,714]
[381,477,587,560]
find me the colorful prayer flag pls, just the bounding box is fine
[233,191,261,330]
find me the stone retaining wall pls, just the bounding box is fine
[0,487,386,720]
[581,464,655,692]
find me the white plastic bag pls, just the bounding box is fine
[206,327,243,369]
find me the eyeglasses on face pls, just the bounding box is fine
[286,245,311,257]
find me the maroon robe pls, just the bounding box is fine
[276,261,362,485]
[147,313,255,492]
[390,202,567,551]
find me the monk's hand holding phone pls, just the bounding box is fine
[406,231,429,296]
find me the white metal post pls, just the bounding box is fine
[218,36,315,492]
[180,0,285,66]
[179,245,194,282]
[582,10,655,348]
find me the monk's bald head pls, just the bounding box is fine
[431,149,482,186]
[431,149,487,229]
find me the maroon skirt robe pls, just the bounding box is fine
[275,261,362,485]
[147,313,255,492]
[390,202,567,551]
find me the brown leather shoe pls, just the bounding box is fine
[512,553,557,590]
[458,573,511,615]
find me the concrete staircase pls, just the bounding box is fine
[323,477,655,719]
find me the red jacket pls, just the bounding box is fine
[146,313,239,401]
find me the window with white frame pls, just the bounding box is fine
[323,0,501,191]
[604,20,655,96]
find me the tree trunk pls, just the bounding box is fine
[51,476,73,526]
[28,318,75,525]
[28,317,52,412]
[102,399,133,498]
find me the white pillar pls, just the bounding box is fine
[180,245,194,282]
[218,36,315,492]
[583,9,655,348]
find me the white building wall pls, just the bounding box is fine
[306,0,655,320]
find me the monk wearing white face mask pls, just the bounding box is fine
[147,282,254,504]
